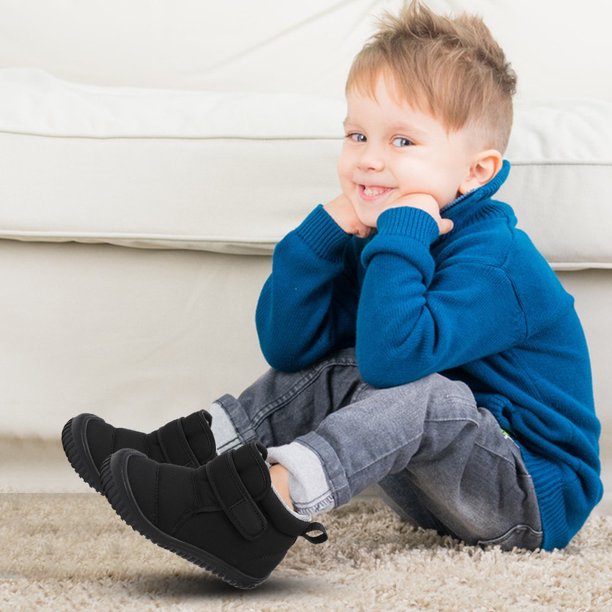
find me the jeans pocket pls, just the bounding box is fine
[477,523,543,551]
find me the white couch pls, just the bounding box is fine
[1,0,610,507]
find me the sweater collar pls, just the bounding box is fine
[439,159,511,226]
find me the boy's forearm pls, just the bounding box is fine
[356,206,438,386]
[256,205,357,371]
[356,207,525,387]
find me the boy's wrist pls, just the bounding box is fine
[378,193,453,236]
[295,205,352,261]
[376,206,440,246]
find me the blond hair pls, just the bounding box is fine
[346,1,517,152]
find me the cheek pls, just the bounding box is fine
[397,158,459,205]
[337,148,351,176]
[337,155,354,189]
[394,160,429,194]
[435,178,463,206]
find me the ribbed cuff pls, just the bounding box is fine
[295,204,351,262]
[377,206,439,246]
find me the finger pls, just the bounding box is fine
[439,219,454,235]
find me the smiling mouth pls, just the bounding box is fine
[359,185,394,202]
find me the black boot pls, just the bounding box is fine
[100,441,328,589]
[62,410,216,493]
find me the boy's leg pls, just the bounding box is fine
[375,399,544,550]
[61,347,364,494]
[209,352,542,549]
[208,347,367,454]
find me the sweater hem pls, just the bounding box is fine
[520,446,569,550]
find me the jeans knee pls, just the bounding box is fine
[419,374,478,421]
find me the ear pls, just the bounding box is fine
[458,150,503,194]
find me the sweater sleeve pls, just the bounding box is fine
[357,206,527,387]
[255,205,359,371]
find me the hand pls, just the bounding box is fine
[324,194,372,238]
[385,193,454,236]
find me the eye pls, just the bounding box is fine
[392,136,414,147]
[346,132,367,143]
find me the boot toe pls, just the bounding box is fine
[61,413,110,493]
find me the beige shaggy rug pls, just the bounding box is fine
[1,493,611,611]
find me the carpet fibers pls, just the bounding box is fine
[1,493,611,611]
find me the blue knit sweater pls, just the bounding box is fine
[256,161,603,550]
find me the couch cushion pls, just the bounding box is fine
[0,1,610,102]
[0,68,611,269]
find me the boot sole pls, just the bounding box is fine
[61,414,105,494]
[100,449,267,590]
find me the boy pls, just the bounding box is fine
[62,1,602,589]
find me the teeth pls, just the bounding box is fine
[363,186,388,196]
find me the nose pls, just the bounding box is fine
[357,142,385,172]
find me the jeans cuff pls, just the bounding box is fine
[212,394,259,452]
[298,431,352,508]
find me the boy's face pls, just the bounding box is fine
[338,73,478,229]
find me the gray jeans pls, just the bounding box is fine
[212,348,543,550]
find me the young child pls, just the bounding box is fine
[62,0,602,590]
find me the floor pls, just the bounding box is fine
[0,437,90,493]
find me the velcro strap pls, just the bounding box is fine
[157,420,199,467]
[206,451,268,541]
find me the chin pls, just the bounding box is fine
[346,193,379,230]
[354,209,377,230]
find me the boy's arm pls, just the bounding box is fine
[255,204,359,371]
[356,205,527,387]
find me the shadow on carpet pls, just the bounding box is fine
[1,493,610,610]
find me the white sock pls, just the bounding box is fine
[267,441,335,517]
[207,402,241,453]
